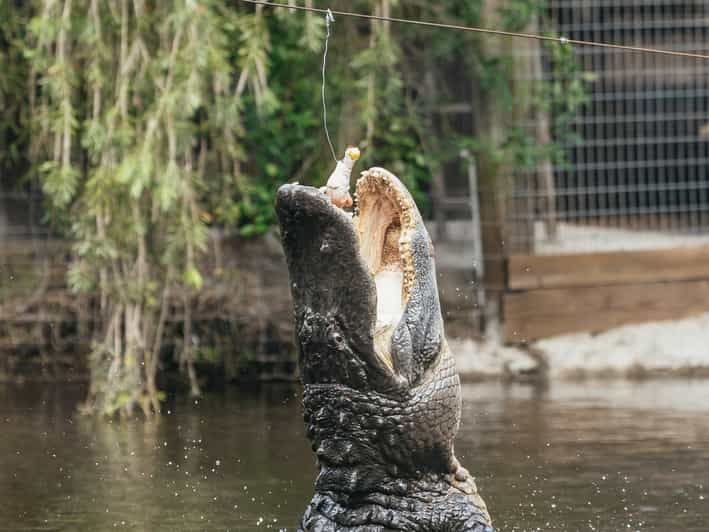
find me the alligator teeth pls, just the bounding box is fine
[355,166,418,303]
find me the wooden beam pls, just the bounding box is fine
[503,279,709,342]
[438,197,472,208]
[0,240,69,259]
[508,246,709,290]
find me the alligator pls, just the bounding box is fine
[276,167,494,532]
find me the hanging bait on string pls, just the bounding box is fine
[320,146,360,208]
[315,8,361,209]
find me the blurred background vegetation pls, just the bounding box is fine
[0,0,587,416]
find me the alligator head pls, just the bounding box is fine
[276,167,493,532]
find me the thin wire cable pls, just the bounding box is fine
[239,0,709,61]
[321,9,337,163]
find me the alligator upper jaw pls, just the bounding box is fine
[276,183,383,387]
[276,170,417,388]
[275,183,376,351]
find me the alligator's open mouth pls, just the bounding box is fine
[354,168,418,371]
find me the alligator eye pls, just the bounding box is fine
[329,331,345,348]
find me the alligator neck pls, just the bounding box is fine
[303,383,454,492]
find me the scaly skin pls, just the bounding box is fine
[276,168,493,532]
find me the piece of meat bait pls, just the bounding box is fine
[320,146,360,208]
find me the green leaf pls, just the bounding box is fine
[184,266,204,290]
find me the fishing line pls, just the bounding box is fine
[321,8,337,163]
[239,0,709,61]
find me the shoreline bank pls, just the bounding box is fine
[453,311,709,381]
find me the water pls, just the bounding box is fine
[1,380,707,531]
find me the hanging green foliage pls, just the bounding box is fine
[0,0,589,416]
[21,0,281,416]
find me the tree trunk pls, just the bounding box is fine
[528,18,558,241]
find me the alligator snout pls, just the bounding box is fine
[276,183,334,219]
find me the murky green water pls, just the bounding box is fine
[1,380,707,531]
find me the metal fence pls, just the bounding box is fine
[506,0,709,255]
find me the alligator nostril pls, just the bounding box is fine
[276,184,293,201]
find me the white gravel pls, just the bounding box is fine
[537,312,709,377]
[450,324,539,379]
[452,312,709,379]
